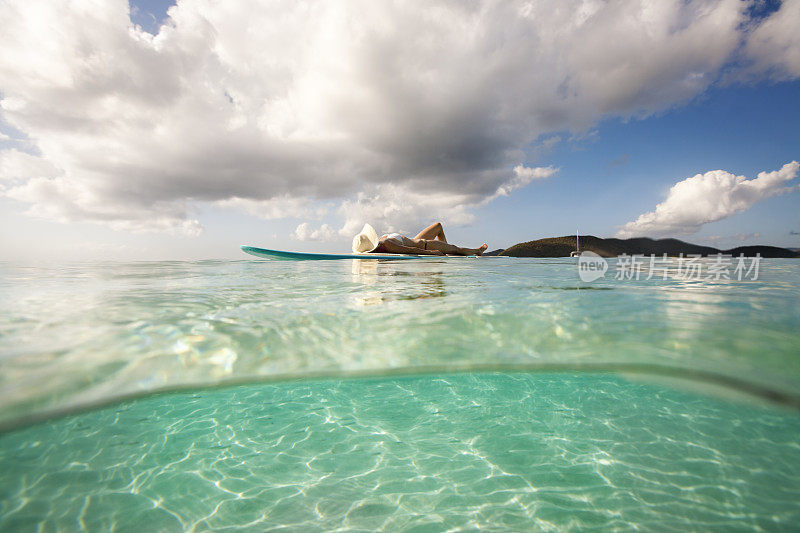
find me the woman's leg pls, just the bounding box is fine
[414,222,447,243]
[422,239,488,256]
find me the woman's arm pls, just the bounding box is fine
[378,240,444,255]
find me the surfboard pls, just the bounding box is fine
[241,245,478,260]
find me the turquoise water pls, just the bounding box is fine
[1,258,799,530]
[2,374,799,531]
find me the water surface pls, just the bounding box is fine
[1,258,799,530]
[1,258,798,427]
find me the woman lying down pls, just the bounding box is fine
[352,222,488,256]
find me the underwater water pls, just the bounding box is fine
[1,257,799,530]
[2,373,799,531]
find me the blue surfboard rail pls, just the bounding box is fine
[241,245,478,260]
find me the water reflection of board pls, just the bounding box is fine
[241,246,479,260]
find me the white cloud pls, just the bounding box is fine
[495,165,558,197]
[0,147,201,234]
[704,232,761,246]
[0,149,60,188]
[0,0,787,235]
[744,0,800,79]
[292,222,336,242]
[5,175,203,235]
[732,232,761,242]
[616,161,799,238]
[215,196,325,221]
[336,183,478,238]
[334,165,557,238]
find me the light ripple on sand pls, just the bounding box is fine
[0,373,798,531]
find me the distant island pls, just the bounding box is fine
[485,236,800,258]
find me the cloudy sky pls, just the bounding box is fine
[1,0,798,260]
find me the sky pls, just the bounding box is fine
[0,0,798,261]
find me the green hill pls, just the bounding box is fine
[498,236,799,258]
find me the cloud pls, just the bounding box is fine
[5,175,203,235]
[495,165,558,197]
[0,0,787,235]
[616,161,799,238]
[605,154,630,170]
[0,148,202,234]
[527,135,562,161]
[732,232,761,242]
[292,222,336,242]
[705,232,761,245]
[216,196,326,221]
[336,183,478,238]
[333,165,557,237]
[0,149,59,188]
[743,0,800,79]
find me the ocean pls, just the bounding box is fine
[1,257,798,530]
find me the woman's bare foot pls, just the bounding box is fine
[475,243,488,256]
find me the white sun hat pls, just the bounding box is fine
[352,223,380,253]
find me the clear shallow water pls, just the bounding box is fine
[1,258,799,427]
[1,258,800,530]
[1,374,799,531]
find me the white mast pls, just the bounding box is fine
[570,229,580,257]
